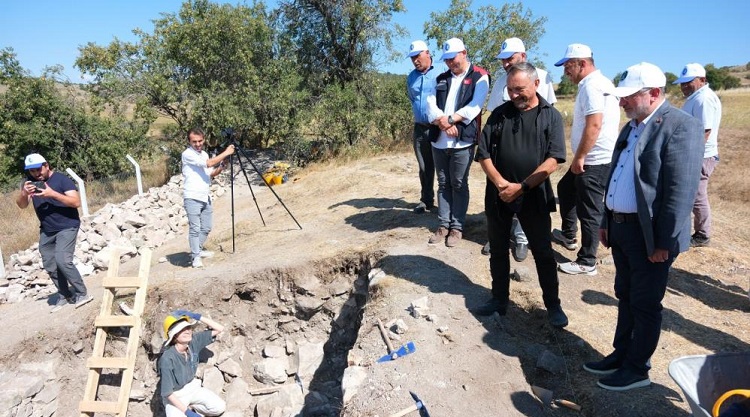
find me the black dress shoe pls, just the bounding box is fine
[471,298,507,316]
[597,367,650,391]
[547,305,568,328]
[583,354,622,375]
[512,242,528,262]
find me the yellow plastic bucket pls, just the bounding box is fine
[263,172,275,185]
[272,173,283,185]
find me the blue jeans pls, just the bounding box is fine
[184,198,213,260]
[39,228,87,298]
[432,146,474,231]
[556,164,610,266]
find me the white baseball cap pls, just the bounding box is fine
[554,43,593,66]
[407,40,429,58]
[673,63,706,84]
[440,38,466,60]
[496,37,525,59]
[24,153,47,170]
[610,62,666,97]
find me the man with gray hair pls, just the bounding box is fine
[473,62,569,328]
[673,63,722,247]
[584,62,703,391]
[482,37,557,262]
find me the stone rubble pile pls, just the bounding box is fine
[0,360,60,417]
[0,174,228,304]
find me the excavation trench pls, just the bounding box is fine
[123,251,384,416]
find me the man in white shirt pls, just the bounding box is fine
[483,37,557,262]
[584,62,703,391]
[182,128,235,268]
[425,38,490,248]
[552,44,620,275]
[673,63,722,247]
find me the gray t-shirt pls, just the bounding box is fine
[158,330,214,400]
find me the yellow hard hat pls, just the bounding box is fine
[162,314,195,346]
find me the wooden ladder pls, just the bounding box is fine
[79,248,152,416]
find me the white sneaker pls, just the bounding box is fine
[558,261,597,276]
[192,257,204,268]
[199,250,215,258]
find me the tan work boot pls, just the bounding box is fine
[428,227,449,244]
[446,229,462,247]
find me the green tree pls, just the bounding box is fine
[664,72,681,95]
[276,0,407,90]
[705,64,741,90]
[77,0,306,153]
[0,48,151,187]
[555,74,577,96]
[423,0,547,77]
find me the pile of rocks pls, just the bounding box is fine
[0,174,227,304]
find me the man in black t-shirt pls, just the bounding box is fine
[472,63,569,328]
[16,153,92,312]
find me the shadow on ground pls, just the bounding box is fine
[330,197,488,245]
[379,254,692,417]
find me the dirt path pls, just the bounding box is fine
[1,152,748,416]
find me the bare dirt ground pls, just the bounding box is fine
[1,148,749,417]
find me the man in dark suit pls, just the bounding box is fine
[583,62,704,391]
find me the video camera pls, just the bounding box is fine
[220,127,236,148]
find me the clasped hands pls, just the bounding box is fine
[495,182,523,203]
[433,115,459,137]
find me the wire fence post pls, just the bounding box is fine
[66,168,89,217]
[125,154,144,196]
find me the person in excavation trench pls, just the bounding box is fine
[159,310,226,417]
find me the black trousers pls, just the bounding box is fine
[413,123,435,207]
[609,218,675,375]
[485,188,560,309]
[556,164,610,266]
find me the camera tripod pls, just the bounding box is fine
[221,129,302,253]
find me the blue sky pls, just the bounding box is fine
[1,0,748,83]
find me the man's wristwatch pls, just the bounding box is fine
[521,181,530,193]
[447,115,455,126]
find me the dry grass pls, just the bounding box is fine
[85,157,172,212]
[0,197,39,259]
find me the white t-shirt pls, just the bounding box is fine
[486,67,557,112]
[182,147,213,202]
[682,84,721,158]
[571,70,620,165]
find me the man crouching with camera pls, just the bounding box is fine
[16,153,92,312]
